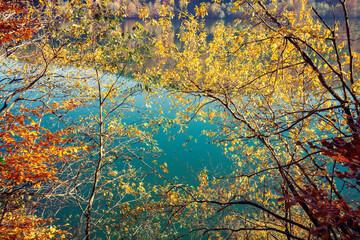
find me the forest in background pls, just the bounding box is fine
[98,0,360,18]
[1,0,360,239]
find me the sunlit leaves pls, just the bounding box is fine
[0,210,66,240]
[0,102,82,238]
[195,2,209,18]
[137,0,360,238]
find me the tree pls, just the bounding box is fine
[0,1,77,238]
[0,0,161,238]
[0,103,82,239]
[139,0,360,238]
[0,0,40,113]
[23,1,168,239]
[0,0,38,53]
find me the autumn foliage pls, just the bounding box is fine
[0,102,81,239]
[0,0,80,237]
[0,0,38,44]
[3,0,360,238]
[0,105,79,191]
[137,0,360,238]
[305,121,360,238]
[0,213,64,240]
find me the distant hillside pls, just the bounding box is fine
[88,0,360,18]
[182,0,360,18]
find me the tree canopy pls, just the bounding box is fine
[138,0,360,238]
[1,0,360,239]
